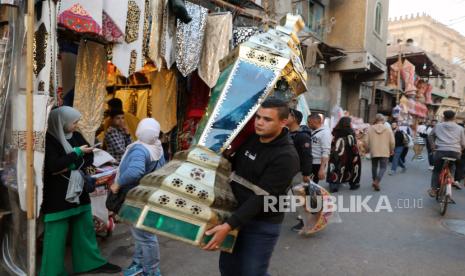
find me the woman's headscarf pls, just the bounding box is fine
[119,118,164,166]
[47,106,84,204]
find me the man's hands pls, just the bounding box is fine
[79,145,93,154]
[110,183,120,194]
[202,223,232,251]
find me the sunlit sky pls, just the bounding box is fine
[389,0,465,36]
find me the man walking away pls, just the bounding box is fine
[307,113,332,184]
[287,109,313,233]
[389,122,407,175]
[367,114,395,191]
[413,121,427,160]
[428,110,465,197]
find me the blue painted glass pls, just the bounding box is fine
[203,61,276,152]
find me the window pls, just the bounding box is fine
[375,90,383,105]
[374,1,382,35]
[294,1,325,39]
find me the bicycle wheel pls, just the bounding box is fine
[439,186,449,216]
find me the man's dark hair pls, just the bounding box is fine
[108,98,123,111]
[443,110,456,121]
[260,98,289,120]
[308,113,322,122]
[108,109,124,118]
[289,108,303,124]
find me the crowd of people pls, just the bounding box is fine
[39,95,465,276]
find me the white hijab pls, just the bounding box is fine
[47,106,84,204]
[118,118,164,173]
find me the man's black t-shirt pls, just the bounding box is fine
[226,129,300,229]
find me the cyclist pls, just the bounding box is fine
[428,110,465,197]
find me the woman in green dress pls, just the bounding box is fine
[40,106,120,275]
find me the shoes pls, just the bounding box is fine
[388,170,395,176]
[143,268,162,276]
[428,189,438,198]
[428,166,434,171]
[453,181,462,190]
[291,219,304,233]
[84,262,121,274]
[123,262,144,276]
[372,180,380,192]
[349,184,360,190]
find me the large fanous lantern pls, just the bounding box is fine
[118,14,309,252]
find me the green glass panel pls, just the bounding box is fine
[143,211,200,241]
[119,204,142,223]
[202,233,236,250]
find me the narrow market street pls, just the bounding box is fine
[90,152,465,276]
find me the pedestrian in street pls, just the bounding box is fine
[110,118,166,276]
[399,124,412,164]
[425,120,437,170]
[453,123,465,189]
[287,108,313,233]
[104,109,132,162]
[307,113,332,183]
[428,110,465,197]
[203,98,299,276]
[389,122,407,175]
[367,114,395,191]
[413,121,427,160]
[40,106,121,276]
[326,116,361,192]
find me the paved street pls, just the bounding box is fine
[90,151,465,276]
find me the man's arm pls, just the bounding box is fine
[203,153,299,250]
[428,127,436,151]
[319,130,331,179]
[296,134,312,177]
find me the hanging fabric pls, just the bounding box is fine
[175,2,207,77]
[149,69,177,133]
[160,0,176,69]
[33,0,58,102]
[402,59,417,96]
[115,89,149,120]
[198,13,232,88]
[57,0,103,35]
[74,40,106,145]
[102,0,128,43]
[232,26,262,48]
[387,60,401,89]
[148,0,165,70]
[112,0,147,77]
[12,94,54,214]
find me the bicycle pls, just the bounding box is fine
[436,157,456,216]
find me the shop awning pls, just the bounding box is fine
[432,91,448,98]
[386,44,445,77]
[376,85,397,95]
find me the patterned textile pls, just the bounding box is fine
[198,13,232,88]
[402,60,417,95]
[327,130,361,185]
[232,26,262,48]
[387,60,400,89]
[148,0,165,69]
[175,2,208,77]
[58,1,102,35]
[407,98,427,118]
[33,23,48,77]
[112,0,146,77]
[12,94,54,214]
[104,126,132,162]
[0,0,21,5]
[114,89,149,120]
[74,40,107,145]
[160,0,176,69]
[102,0,128,43]
[149,69,177,133]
